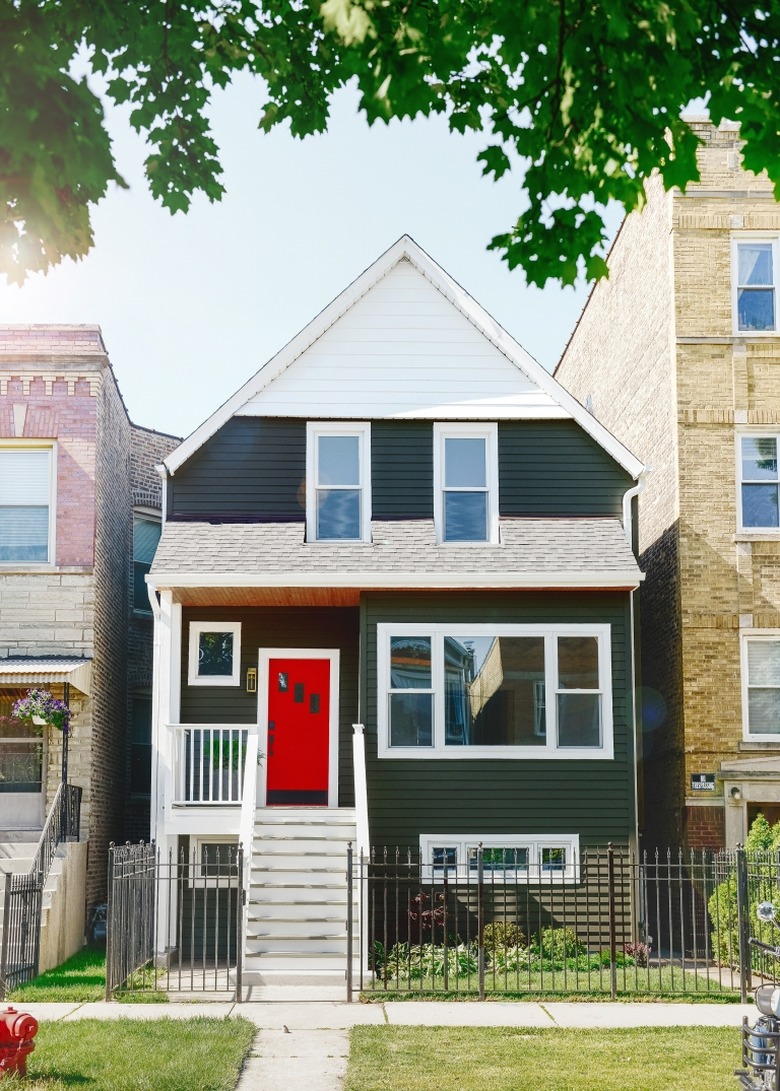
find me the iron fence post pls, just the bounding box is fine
[737,846,751,1003]
[0,874,11,1001]
[607,842,617,1001]
[235,846,244,1003]
[105,842,115,1001]
[477,844,485,1002]
[346,842,354,1003]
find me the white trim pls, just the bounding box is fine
[149,569,643,591]
[378,622,613,760]
[736,432,780,533]
[257,648,340,807]
[306,422,372,543]
[433,423,498,545]
[188,835,240,888]
[0,440,57,565]
[187,621,242,687]
[419,833,580,883]
[162,237,644,480]
[731,234,780,335]
[741,629,780,742]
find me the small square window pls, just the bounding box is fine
[188,838,240,888]
[188,622,241,686]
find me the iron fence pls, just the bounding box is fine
[106,842,244,1000]
[355,844,745,999]
[0,781,82,999]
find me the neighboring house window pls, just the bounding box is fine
[188,622,241,686]
[378,623,613,759]
[306,422,371,542]
[133,511,162,610]
[0,445,54,563]
[433,424,498,543]
[739,435,780,529]
[733,238,779,332]
[130,691,152,795]
[420,834,580,883]
[742,633,780,740]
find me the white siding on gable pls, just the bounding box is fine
[237,262,570,421]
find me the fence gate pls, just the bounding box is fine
[106,842,244,1000]
[0,871,43,999]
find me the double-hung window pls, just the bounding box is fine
[379,623,613,759]
[433,424,498,543]
[0,444,55,564]
[739,435,780,529]
[742,633,780,740]
[306,423,371,542]
[733,238,779,333]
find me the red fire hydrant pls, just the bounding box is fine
[0,1006,38,1078]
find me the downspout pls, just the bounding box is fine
[622,470,650,548]
[148,462,169,844]
[622,470,650,856]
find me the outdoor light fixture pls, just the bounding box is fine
[246,667,257,693]
[730,785,742,800]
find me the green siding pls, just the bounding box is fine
[360,591,636,851]
[171,418,305,520]
[180,606,359,806]
[371,421,433,518]
[498,420,634,517]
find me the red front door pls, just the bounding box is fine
[265,656,331,805]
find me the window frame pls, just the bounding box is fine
[433,423,499,545]
[377,622,613,760]
[306,421,371,543]
[188,622,242,687]
[741,630,780,742]
[419,833,580,884]
[737,433,780,532]
[132,507,162,613]
[188,836,240,889]
[732,235,780,335]
[0,441,57,566]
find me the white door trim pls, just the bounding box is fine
[257,648,340,807]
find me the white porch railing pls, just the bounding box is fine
[171,725,256,805]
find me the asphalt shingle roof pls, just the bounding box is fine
[151,518,641,586]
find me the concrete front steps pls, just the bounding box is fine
[244,808,359,978]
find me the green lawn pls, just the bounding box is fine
[9,948,166,1003]
[344,1026,742,1091]
[22,1017,254,1091]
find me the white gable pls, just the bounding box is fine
[166,236,643,479]
[235,261,567,420]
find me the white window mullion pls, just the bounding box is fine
[546,633,558,752]
[432,632,444,749]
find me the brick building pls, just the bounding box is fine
[0,326,178,908]
[555,119,780,851]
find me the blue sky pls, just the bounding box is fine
[0,77,619,439]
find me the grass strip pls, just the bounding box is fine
[345,1025,742,1091]
[22,1017,254,1091]
[9,948,167,1003]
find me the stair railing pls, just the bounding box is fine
[237,727,259,998]
[352,724,369,989]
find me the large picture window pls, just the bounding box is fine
[739,436,780,529]
[306,422,371,542]
[742,633,780,739]
[433,424,498,544]
[379,623,613,759]
[0,445,54,564]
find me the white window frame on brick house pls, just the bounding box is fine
[732,236,780,334]
[0,441,56,565]
[737,433,780,531]
[306,422,371,543]
[741,631,780,741]
[377,622,613,760]
[433,423,499,544]
[419,833,580,884]
[188,622,242,687]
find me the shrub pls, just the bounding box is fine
[380,942,478,981]
[532,926,586,961]
[624,941,650,967]
[482,921,525,952]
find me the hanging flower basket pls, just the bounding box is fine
[12,688,71,733]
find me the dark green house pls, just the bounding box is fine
[147,236,645,974]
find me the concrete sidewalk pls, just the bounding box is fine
[13,999,756,1091]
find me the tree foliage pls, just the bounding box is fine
[1,0,779,284]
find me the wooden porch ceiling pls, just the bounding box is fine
[171,586,362,607]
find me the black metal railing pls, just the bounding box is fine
[356,844,743,999]
[0,782,82,998]
[106,842,244,1000]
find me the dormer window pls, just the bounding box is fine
[306,423,371,542]
[433,424,498,543]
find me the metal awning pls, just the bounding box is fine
[0,657,92,696]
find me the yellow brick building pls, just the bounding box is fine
[556,119,780,850]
